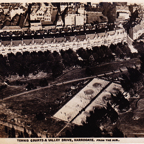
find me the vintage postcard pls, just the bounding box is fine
[0,0,144,143]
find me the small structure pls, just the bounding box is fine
[116,5,130,22]
[30,21,42,30]
[2,26,22,32]
[56,12,64,28]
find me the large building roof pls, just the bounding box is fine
[2,26,22,30]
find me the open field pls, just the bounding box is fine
[0,85,26,99]
[0,80,89,136]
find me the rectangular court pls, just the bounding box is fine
[53,78,109,122]
[72,82,124,125]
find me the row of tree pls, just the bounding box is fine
[0,43,132,79]
[64,102,123,137]
[121,67,143,95]
[5,126,38,138]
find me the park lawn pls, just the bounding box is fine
[0,85,26,99]
[55,58,140,83]
[0,80,87,136]
[2,58,140,100]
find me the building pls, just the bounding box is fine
[30,3,55,21]
[56,13,64,28]
[65,14,75,26]
[10,7,25,19]
[64,6,86,26]
[1,26,22,32]
[30,21,42,30]
[129,20,144,40]
[77,3,85,15]
[116,5,130,22]
[60,3,68,13]
[3,5,9,14]
[0,27,128,56]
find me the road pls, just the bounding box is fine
[1,66,128,102]
[2,75,97,101]
[1,58,140,102]
[2,66,131,102]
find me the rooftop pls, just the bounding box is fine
[2,26,22,30]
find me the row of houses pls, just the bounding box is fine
[29,2,108,30]
[0,27,127,56]
[0,3,27,19]
[30,3,57,22]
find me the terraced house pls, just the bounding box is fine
[0,27,127,56]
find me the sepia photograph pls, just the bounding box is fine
[0,1,144,142]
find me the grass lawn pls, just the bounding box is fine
[0,85,26,99]
[2,58,140,100]
[0,80,88,136]
[55,58,140,83]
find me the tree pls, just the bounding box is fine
[62,52,71,66]
[128,67,143,83]
[18,132,23,138]
[85,67,94,76]
[39,78,48,87]
[77,48,89,60]
[24,128,29,138]
[68,107,108,137]
[5,126,7,133]
[115,46,123,58]
[3,20,11,26]
[107,103,118,123]
[112,127,124,137]
[26,83,35,91]
[89,55,95,65]
[121,43,131,57]
[52,62,64,78]
[8,127,15,138]
[11,126,15,138]
[112,91,130,112]
[31,129,38,138]
[53,51,62,63]
[121,74,133,92]
[19,14,25,28]
[36,112,45,120]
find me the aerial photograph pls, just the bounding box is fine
[0,1,144,138]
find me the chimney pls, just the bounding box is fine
[22,38,23,45]
[94,32,97,38]
[43,37,45,43]
[53,36,55,43]
[85,33,87,39]
[11,39,13,46]
[32,37,34,44]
